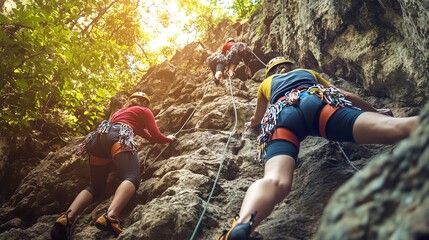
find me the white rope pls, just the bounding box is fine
[189,74,239,240]
[141,81,211,172]
[333,141,360,172]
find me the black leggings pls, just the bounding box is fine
[85,125,140,199]
[209,62,225,75]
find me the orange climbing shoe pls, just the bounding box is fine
[95,209,124,237]
[216,212,256,240]
[50,210,72,240]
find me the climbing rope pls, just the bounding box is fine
[280,0,286,55]
[189,74,238,240]
[141,80,211,173]
[333,141,360,172]
[250,51,267,67]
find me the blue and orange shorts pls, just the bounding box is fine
[265,93,363,161]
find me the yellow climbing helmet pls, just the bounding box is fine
[265,57,294,77]
[226,37,235,43]
[130,91,150,103]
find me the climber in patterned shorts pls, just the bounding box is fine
[221,37,253,78]
[51,91,176,240]
[217,57,419,240]
[205,52,226,85]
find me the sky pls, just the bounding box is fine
[141,0,234,52]
[143,1,190,50]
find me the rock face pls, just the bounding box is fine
[316,103,429,240]
[0,0,428,239]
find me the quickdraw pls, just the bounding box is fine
[256,89,300,163]
[256,84,360,163]
[76,120,137,157]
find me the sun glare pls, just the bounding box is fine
[139,0,234,53]
[140,1,194,52]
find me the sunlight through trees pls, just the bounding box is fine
[0,0,260,139]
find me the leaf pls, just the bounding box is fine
[96,88,108,98]
[0,14,9,23]
[15,79,29,91]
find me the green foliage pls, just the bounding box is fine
[176,0,232,40]
[0,0,247,139]
[0,0,146,137]
[230,0,261,18]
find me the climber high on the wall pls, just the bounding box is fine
[221,37,253,78]
[216,56,419,240]
[51,91,176,240]
[205,52,226,85]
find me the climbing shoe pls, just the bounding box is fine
[214,77,220,85]
[95,209,124,237]
[216,212,256,240]
[51,209,72,240]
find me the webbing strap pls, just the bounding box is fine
[88,142,132,166]
[111,142,132,158]
[270,128,300,149]
[275,84,312,104]
[276,95,287,103]
[319,104,339,138]
[89,155,110,166]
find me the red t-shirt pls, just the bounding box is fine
[221,42,236,55]
[110,106,173,144]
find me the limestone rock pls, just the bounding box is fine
[0,0,427,240]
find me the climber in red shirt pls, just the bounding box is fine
[51,91,176,239]
[221,37,237,55]
[221,37,253,78]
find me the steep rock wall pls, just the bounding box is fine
[316,103,429,240]
[0,0,428,239]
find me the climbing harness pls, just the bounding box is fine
[256,84,360,163]
[190,74,239,240]
[206,53,226,66]
[76,120,137,157]
[306,84,355,108]
[256,85,308,163]
[307,84,359,138]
